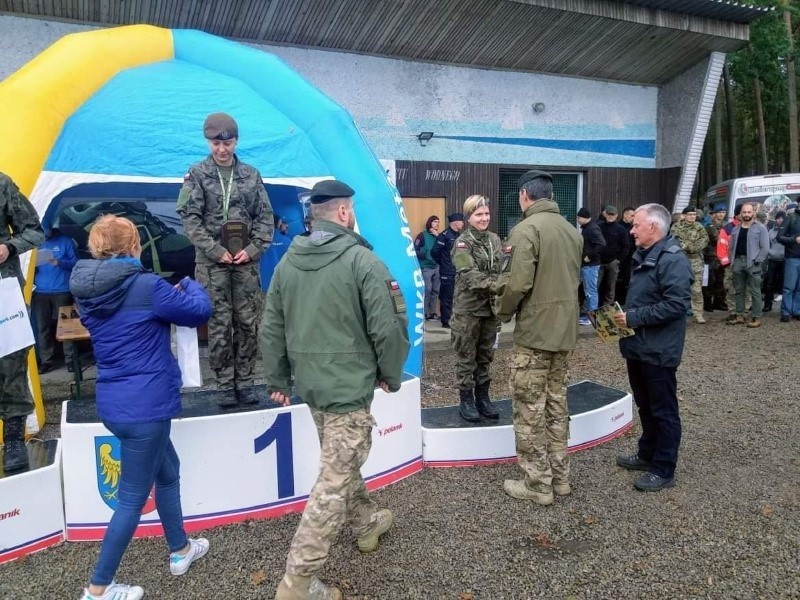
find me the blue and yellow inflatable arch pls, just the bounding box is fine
[0,26,423,430]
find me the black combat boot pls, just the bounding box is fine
[474,381,499,420]
[2,416,29,473]
[458,388,480,423]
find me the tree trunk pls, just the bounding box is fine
[723,62,739,178]
[714,82,724,182]
[753,75,769,174]
[785,6,799,172]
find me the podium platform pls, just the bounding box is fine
[61,377,422,541]
[0,439,65,564]
[421,381,632,467]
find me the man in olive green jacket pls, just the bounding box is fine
[495,170,583,506]
[261,180,409,600]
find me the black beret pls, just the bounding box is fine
[518,170,553,188]
[577,207,591,218]
[204,113,238,140]
[448,212,464,222]
[682,205,697,215]
[308,180,355,204]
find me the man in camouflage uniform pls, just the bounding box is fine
[177,113,273,407]
[0,172,45,473]
[495,170,583,505]
[261,180,409,600]
[671,205,709,324]
[451,196,504,422]
[704,203,728,311]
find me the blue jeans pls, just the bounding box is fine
[581,265,600,312]
[91,420,187,586]
[782,258,800,317]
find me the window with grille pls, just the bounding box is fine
[497,170,582,238]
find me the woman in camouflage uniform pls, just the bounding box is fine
[451,195,504,422]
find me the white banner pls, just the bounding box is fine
[0,275,35,359]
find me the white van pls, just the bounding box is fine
[702,173,800,220]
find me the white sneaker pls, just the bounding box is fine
[169,537,209,575]
[80,581,144,600]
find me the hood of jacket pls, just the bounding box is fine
[286,221,372,272]
[70,258,144,319]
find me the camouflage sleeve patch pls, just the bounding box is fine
[453,243,474,271]
[176,176,192,212]
[386,279,406,314]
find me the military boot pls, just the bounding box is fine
[275,574,342,600]
[458,388,480,423]
[474,382,499,420]
[2,416,29,473]
[502,479,554,505]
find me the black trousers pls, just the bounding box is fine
[439,275,455,326]
[32,291,75,366]
[626,359,681,479]
[764,259,784,310]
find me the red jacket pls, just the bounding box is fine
[716,217,740,266]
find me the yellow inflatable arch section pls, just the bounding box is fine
[0,25,173,436]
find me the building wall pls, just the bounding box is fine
[2,14,657,170]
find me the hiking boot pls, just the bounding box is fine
[502,479,553,505]
[275,574,342,600]
[616,453,651,471]
[474,382,499,420]
[169,537,209,575]
[634,472,675,492]
[237,387,260,405]
[80,581,144,600]
[725,314,745,325]
[356,508,393,553]
[458,388,480,422]
[217,389,238,408]
[746,318,761,328]
[694,314,706,324]
[780,314,791,323]
[553,481,571,496]
[2,416,29,473]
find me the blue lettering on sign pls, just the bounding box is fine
[254,412,294,499]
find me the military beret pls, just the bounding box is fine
[605,205,618,215]
[577,207,591,218]
[713,202,727,213]
[682,205,696,215]
[448,212,464,222]
[308,180,355,204]
[518,170,553,188]
[203,113,238,140]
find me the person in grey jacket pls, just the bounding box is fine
[764,211,786,313]
[612,203,691,492]
[726,203,770,327]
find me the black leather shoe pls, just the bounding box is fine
[38,363,55,374]
[474,382,499,420]
[781,315,791,323]
[2,416,29,473]
[458,389,481,422]
[238,387,260,405]
[634,472,675,492]
[616,453,651,471]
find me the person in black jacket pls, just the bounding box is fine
[577,207,606,326]
[598,205,630,306]
[616,206,636,305]
[777,202,800,321]
[613,203,691,492]
[431,212,464,328]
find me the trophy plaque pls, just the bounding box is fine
[220,220,248,255]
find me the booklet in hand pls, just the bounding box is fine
[588,302,635,343]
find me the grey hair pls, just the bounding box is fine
[521,178,553,201]
[635,203,671,235]
[311,197,353,220]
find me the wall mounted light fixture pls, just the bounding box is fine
[532,102,546,114]
[417,131,434,146]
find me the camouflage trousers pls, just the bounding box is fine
[286,408,378,576]
[451,313,499,390]
[688,256,704,316]
[510,346,571,488]
[0,348,34,419]
[195,262,262,390]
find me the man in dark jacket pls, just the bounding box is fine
[431,212,463,328]
[577,207,606,325]
[777,202,800,321]
[616,206,636,305]
[613,203,691,492]
[598,205,630,306]
[261,180,409,600]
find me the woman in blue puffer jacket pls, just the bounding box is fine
[70,215,212,600]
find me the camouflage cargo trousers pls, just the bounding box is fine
[194,262,262,390]
[510,346,571,488]
[286,408,379,576]
[451,313,499,390]
[0,348,34,419]
[688,256,704,316]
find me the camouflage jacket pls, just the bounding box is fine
[177,155,274,264]
[670,221,708,259]
[0,173,44,287]
[452,225,503,317]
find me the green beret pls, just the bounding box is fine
[682,205,696,215]
[204,113,238,140]
[309,180,355,204]
[518,170,553,188]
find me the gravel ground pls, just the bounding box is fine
[3,310,799,599]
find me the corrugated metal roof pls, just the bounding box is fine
[616,0,772,24]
